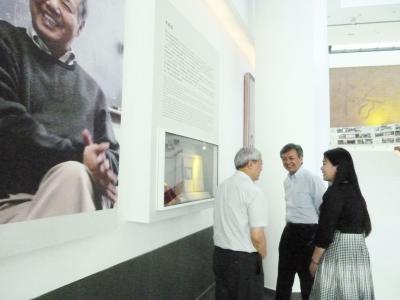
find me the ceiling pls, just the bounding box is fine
[328,0,400,44]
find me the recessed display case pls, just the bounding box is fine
[158,131,218,210]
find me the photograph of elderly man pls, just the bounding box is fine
[0,0,124,223]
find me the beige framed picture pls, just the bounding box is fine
[244,72,255,147]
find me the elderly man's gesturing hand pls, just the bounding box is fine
[82,129,118,203]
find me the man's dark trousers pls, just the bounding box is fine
[213,246,264,300]
[275,223,317,300]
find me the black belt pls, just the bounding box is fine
[286,222,317,228]
[214,246,259,259]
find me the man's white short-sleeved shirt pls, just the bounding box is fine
[213,171,267,253]
[284,166,326,224]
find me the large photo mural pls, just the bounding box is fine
[0,0,125,224]
[330,65,400,146]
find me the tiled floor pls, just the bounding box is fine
[200,286,302,300]
[264,289,302,300]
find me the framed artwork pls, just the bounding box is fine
[330,65,400,147]
[244,72,255,147]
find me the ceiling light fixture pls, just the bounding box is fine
[329,41,400,53]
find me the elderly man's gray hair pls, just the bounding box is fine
[234,147,262,170]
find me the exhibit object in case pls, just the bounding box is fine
[161,132,218,209]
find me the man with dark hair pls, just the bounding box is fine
[0,0,118,223]
[275,143,325,300]
[213,147,267,300]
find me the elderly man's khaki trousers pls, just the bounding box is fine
[0,161,101,223]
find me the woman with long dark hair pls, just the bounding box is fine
[309,147,374,299]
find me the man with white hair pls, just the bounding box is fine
[213,147,268,300]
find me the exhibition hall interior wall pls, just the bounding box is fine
[255,0,330,294]
[330,51,400,299]
[1,0,399,299]
[255,1,400,299]
[0,0,253,298]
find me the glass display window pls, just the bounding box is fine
[162,132,218,208]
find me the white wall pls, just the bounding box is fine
[255,0,329,292]
[341,0,400,7]
[255,13,400,295]
[352,151,400,300]
[230,0,255,37]
[331,51,400,299]
[230,0,250,25]
[255,2,400,297]
[0,0,253,299]
[330,49,400,67]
